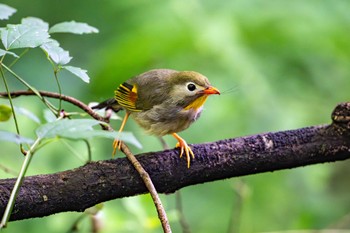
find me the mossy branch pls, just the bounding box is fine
[0,103,349,222]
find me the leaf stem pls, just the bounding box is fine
[1,63,58,115]
[53,68,63,113]
[0,65,25,153]
[83,139,92,162]
[8,48,29,68]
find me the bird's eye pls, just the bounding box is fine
[187,83,197,91]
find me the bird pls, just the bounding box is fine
[92,69,220,168]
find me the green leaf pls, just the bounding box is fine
[36,119,99,138]
[14,106,40,123]
[0,104,12,121]
[43,109,56,123]
[36,119,141,148]
[1,17,50,50]
[0,4,16,20]
[62,65,90,83]
[0,131,34,144]
[41,39,72,65]
[0,49,19,58]
[61,130,141,148]
[49,21,99,34]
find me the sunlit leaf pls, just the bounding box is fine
[0,104,12,121]
[1,17,50,50]
[41,39,72,65]
[49,21,99,34]
[62,65,90,83]
[14,106,40,123]
[0,131,34,144]
[0,48,18,57]
[35,119,141,148]
[0,4,16,20]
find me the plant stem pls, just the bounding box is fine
[53,68,63,113]
[0,67,21,136]
[0,66,25,153]
[0,137,41,228]
[1,63,58,114]
[8,48,29,68]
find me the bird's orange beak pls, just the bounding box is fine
[202,86,220,95]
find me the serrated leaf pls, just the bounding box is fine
[41,39,72,65]
[49,21,99,34]
[35,119,141,148]
[0,4,16,20]
[1,17,50,50]
[14,106,40,123]
[62,65,90,83]
[0,104,12,121]
[0,48,19,57]
[0,131,34,144]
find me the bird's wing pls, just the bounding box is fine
[114,82,141,112]
[116,70,175,111]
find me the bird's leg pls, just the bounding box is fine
[172,133,195,168]
[112,112,130,156]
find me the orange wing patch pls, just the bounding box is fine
[115,82,141,111]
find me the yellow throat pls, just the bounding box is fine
[184,95,209,110]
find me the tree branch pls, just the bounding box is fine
[0,90,106,123]
[1,102,350,222]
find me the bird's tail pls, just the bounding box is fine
[92,98,124,112]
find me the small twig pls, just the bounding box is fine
[120,143,172,233]
[0,90,112,130]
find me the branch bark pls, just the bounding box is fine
[1,102,350,222]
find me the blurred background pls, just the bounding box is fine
[1,0,350,232]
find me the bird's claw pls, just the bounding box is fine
[112,139,123,157]
[175,141,195,168]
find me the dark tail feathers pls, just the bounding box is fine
[92,98,124,112]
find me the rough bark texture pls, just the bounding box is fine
[1,103,350,222]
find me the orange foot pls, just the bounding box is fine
[172,133,195,168]
[112,139,123,156]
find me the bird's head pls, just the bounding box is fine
[168,71,220,110]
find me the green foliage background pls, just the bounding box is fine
[1,0,350,232]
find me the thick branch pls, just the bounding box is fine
[1,103,350,222]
